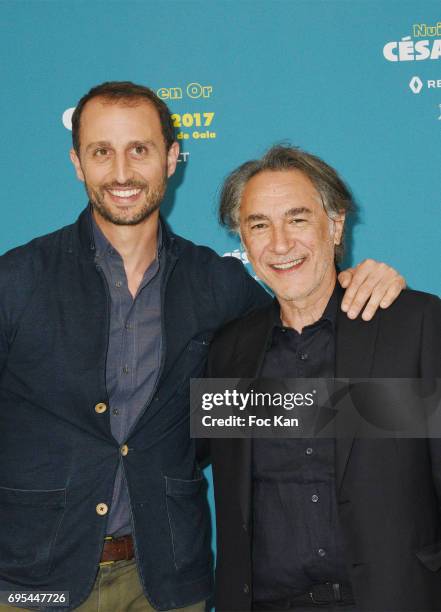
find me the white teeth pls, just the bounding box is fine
[272,258,304,270]
[109,189,141,197]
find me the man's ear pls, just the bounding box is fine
[166,142,180,178]
[333,213,346,246]
[69,148,85,183]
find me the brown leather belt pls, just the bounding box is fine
[100,535,134,563]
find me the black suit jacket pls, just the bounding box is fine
[207,288,441,611]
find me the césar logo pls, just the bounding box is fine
[383,22,441,62]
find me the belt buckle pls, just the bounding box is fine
[309,583,342,604]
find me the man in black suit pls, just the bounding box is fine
[207,145,441,611]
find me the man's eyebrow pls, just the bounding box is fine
[127,139,157,149]
[85,141,112,152]
[244,213,270,223]
[284,207,312,216]
[85,139,157,152]
[244,207,312,223]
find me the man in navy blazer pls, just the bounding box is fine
[0,84,405,612]
[207,145,441,611]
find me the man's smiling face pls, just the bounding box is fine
[239,169,345,307]
[70,97,178,226]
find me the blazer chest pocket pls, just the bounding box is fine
[165,475,211,573]
[0,486,66,580]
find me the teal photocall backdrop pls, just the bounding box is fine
[2,0,440,560]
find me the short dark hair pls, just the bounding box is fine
[71,81,175,154]
[219,144,355,261]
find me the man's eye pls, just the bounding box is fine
[250,223,267,231]
[291,218,306,224]
[94,148,109,157]
[133,145,147,155]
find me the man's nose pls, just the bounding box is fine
[271,225,292,254]
[112,152,133,184]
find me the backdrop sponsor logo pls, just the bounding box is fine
[409,76,424,93]
[383,21,441,62]
[409,76,441,94]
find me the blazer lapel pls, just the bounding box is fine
[335,307,379,490]
[230,304,275,525]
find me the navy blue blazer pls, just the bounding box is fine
[0,207,269,610]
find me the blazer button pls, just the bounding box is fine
[96,503,108,516]
[243,583,250,594]
[95,402,107,414]
[121,444,129,456]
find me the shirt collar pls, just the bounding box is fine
[89,207,163,260]
[272,280,339,332]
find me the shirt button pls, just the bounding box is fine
[305,447,313,455]
[112,408,119,416]
[318,548,326,557]
[299,352,309,361]
[96,503,108,516]
[242,523,248,532]
[122,365,130,374]
[94,402,107,414]
[243,583,250,594]
[115,280,123,288]
[121,444,129,456]
[311,494,319,503]
[125,323,133,330]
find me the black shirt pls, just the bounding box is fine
[252,287,350,603]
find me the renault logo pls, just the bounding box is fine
[409,76,423,94]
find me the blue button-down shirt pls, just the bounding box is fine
[92,214,164,536]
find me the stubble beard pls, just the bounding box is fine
[86,177,167,226]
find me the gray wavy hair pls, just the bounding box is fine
[219,145,355,261]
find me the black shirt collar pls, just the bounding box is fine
[271,281,340,333]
